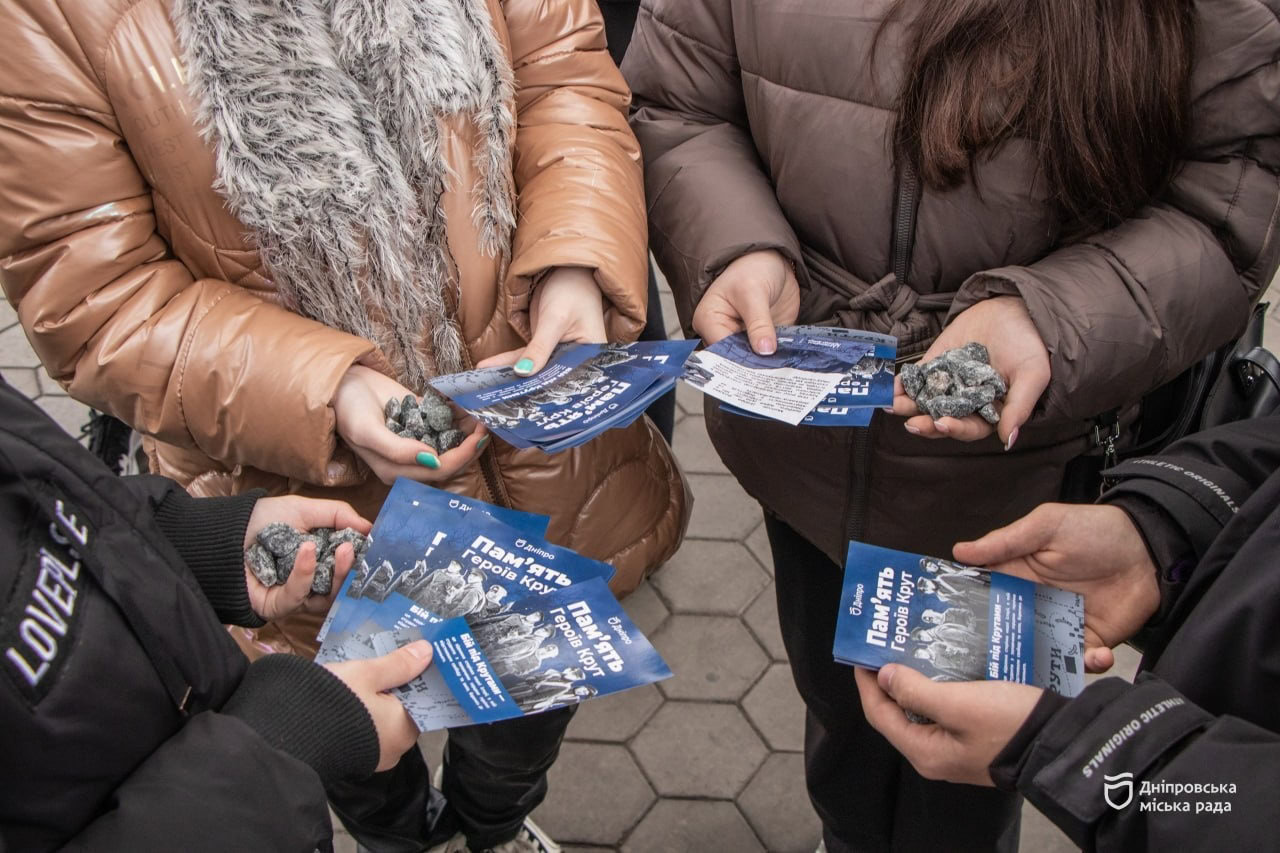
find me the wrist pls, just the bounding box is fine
[223,654,380,785]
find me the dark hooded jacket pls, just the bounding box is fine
[991,415,1280,852]
[625,0,1280,561]
[0,377,379,852]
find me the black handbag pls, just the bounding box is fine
[1060,300,1280,502]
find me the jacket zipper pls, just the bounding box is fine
[843,159,920,547]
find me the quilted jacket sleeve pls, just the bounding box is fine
[503,0,649,342]
[623,0,805,333]
[951,0,1280,424]
[0,2,374,485]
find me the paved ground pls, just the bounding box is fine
[3,281,1278,852]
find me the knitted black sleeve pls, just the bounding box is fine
[152,488,264,627]
[222,654,380,786]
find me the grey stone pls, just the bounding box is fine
[903,344,1007,423]
[744,584,787,661]
[311,559,335,595]
[567,683,663,743]
[385,417,401,432]
[403,407,427,437]
[421,399,454,432]
[245,544,278,587]
[650,540,768,615]
[257,523,302,557]
[631,702,768,798]
[923,369,952,397]
[384,396,402,422]
[742,663,806,751]
[686,474,762,541]
[621,582,668,636]
[533,742,654,845]
[624,801,763,853]
[737,753,820,853]
[436,428,464,452]
[651,615,767,702]
[397,429,416,440]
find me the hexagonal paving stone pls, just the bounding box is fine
[685,474,762,541]
[1,367,40,399]
[567,683,663,743]
[744,583,788,662]
[36,395,90,440]
[0,324,40,369]
[651,615,768,701]
[742,663,806,752]
[0,298,18,329]
[631,702,768,799]
[621,581,668,636]
[745,520,774,576]
[675,381,702,417]
[533,742,655,846]
[672,416,728,475]
[37,369,67,397]
[623,800,763,852]
[737,752,820,853]
[660,291,682,339]
[650,540,768,615]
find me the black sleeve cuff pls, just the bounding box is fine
[1105,496,1196,634]
[222,654,380,786]
[990,689,1071,791]
[153,489,265,627]
[997,676,1213,849]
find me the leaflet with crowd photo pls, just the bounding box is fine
[374,577,672,730]
[315,480,552,645]
[429,341,697,452]
[315,480,612,662]
[833,542,1085,698]
[684,326,896,426]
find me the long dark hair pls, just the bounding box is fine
[885,0,1196,237]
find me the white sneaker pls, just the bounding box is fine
[483,818,560,853]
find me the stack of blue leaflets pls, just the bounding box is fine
[832,542,1086,698]
[316,479,672,730]
[681,326,896,427]
[430,340,698,452]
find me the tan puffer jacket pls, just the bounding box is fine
[0,0,689,653]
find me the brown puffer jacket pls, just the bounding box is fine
[0,0,689,653]
[626,0,1280,563]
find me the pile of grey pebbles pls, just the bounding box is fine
[386,394,464,452]
[899,342,1007,424]
[245,523,370,596]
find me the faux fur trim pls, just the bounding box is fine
[171,0,516,387]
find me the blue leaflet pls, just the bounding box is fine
[695,326,897,427]
[832,542,1085,697]
[375,577,672,730]
[315,480,597,652]
[430,341,696,452]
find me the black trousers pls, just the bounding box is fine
[765,514,1022,853]
[328,706,575,851]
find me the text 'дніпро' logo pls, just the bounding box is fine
[1103,772,1135,810]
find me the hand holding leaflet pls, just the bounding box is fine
[683,326,896,426]
[431,341,697,452]
[833,542,1085,698]
[374,577,672,731]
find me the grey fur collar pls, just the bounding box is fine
[172,0,516,386]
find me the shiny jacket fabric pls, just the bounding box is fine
[0,0,689,650]
[626,0,1280,562]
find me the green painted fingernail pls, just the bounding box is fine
[416,451,439,469]
[514,358,535,375]
[478,436,490,450]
